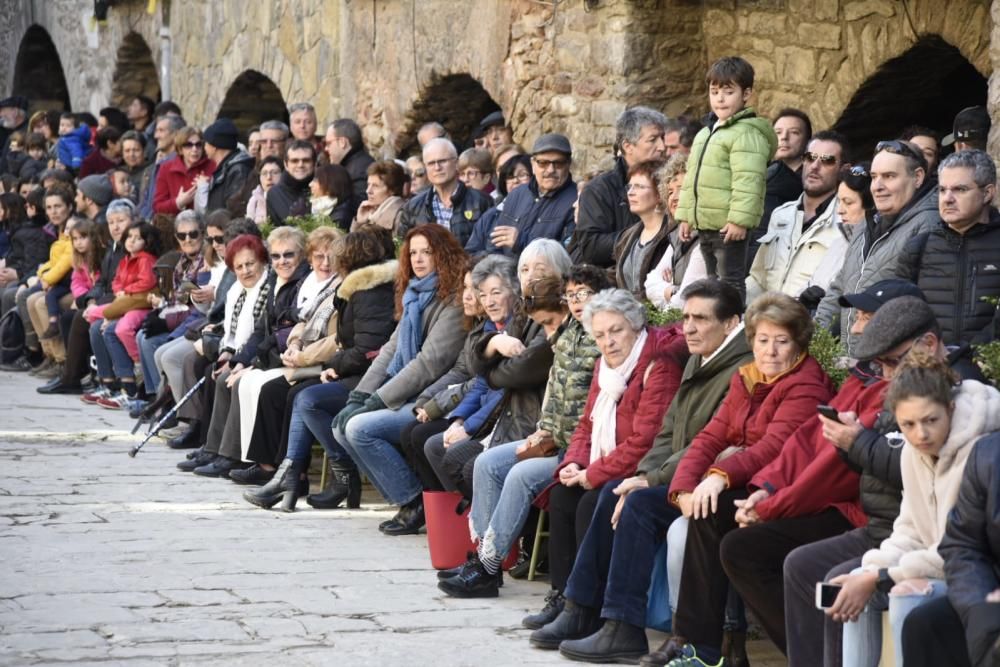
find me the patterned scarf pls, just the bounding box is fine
[386,271,439,377]
[300,275,343,345]
[229,272,271,336]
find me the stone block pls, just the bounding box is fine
[549,94,580,117]
[575,76,606,99]
[843,0,895,21]
[797,22,842,50]
[789,0,840,21]
[746,10,786,35]
[775,46,817,85]
[547,72,573,95]
[592,99,626,126]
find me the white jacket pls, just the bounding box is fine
[746,195,846,303]
[862,380,1000,582]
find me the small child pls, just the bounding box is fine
[68,217,103,305]
[4,131,27,177]
[19,132,50,181]
[675,56,777,305]
[55,113,93,173]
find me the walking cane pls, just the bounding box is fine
[128,376,206,457]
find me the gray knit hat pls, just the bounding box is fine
[853,296,938,361]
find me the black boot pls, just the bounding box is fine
[558,619,648,663]
[522,589,565,630]
[529,600,601,650]
[243,459,305,512]
[306,459,362,509]
[381,497,425,536]
[437,557,500,598]
[177,448,215,472]
[168,421,202,449]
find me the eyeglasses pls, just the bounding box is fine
[287,158,313,165]
[182,141,204,150]
[532,157,569,170]
[507,171,531,184]
[875,140,925,167]
[875,341,916,370]
[461,169,484,179]
[803,152,838,165]
[270,251,297,262]
[412,169,427,177]
[562,289,594,304]
[175,230,201,241]
[425,157,457,169]
[207,234,225,245]
[626,183,653,192]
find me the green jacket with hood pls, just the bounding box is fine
[675,107,778,232]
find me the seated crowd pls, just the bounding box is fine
[5,54,1000,667]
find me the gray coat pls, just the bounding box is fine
[413,320,486,419]
[815,185,940,355]
[355,297,465,409]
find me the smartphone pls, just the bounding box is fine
[815,582,842,609]
[817,405,841,423]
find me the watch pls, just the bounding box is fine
[875,568,894,594]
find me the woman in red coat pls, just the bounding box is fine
[653,292,835,667]
[153,126,215,215]
[544,288,689,610]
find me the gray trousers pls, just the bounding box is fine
[203,367,243,460]
[154,337,194,399]
[783,526,872,667]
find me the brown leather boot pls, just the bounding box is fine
[639,635,688,667]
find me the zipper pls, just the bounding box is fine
[690,124,723,229]
[956,233,967,339]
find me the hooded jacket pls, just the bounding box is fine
[862,380,1000,583]
[675,107,778,232]
[669,354,834,498]
[816,183,940,352]
[206,149,254,214]
[893,208,1000,345]
[559,325,690,488]
[153,154,216,215]
[396,181,492,248]
[569,156,636,267]
[56,125,93,172]
[37,232,72,286]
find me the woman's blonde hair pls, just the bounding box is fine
[305,226,345,270]
[744,292,813,352]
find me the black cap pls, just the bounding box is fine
[479,111,506,130]
[853,296,938,361]
[942,106,991,146]
[0,95,28,111]
[531,133,572,157]
[838,279,926,313]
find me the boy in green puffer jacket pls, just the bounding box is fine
[676,56,778,307]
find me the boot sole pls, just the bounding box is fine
[528,636,563,651]
[436,580,498,598]
[559,646,645,664]
[243,492,281,509]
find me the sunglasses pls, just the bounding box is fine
[175,230,201,241]
[207,234,225,245]
[270,251,297,262]
[532,157,569,170]
[182,141,204,149]
[803,152,837,165]
[875,140,925,167]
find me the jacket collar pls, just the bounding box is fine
[336,259,398,301]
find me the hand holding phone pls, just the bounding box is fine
[817,405,841,423]
[815,582,842,610]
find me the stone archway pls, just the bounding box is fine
[12,25,70,111]
[110,32,161,108]
[217,70,289,141]
[833,35,987,160]
[394,73,502,157]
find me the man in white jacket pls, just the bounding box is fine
[746,130,850,304]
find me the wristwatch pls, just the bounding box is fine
[875,568,894,594]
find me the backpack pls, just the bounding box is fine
[0,309,25,363]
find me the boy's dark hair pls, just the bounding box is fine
[810,129,851,160]
[706,56,755,90]
[25,132,47,151]
[681,278,744,320]
[568,264,612,293]
[77,112,98,128]
[25,186,46,213]
[125,220,163,257]
[774,108,813,141]
[900,125,939,144]
[59,112,80,128]
[154,100,183,119]
[99,107,130,133]
[95,127,122,150]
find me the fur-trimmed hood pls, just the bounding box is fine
[337,259,398,302]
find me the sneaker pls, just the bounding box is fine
[81,385,114,405]
[664,645,725,667]
[97,390,139,411]
[35,362,63,380]
[0,356,33,372]
[39,323,60,340]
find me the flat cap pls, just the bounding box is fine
[531,133,572,156]
[0,95,28,110]
[853,296,938,361]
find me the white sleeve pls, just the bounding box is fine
[644,246,674,310]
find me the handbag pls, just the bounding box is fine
[515,434,559,461]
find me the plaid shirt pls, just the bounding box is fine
[431,185,458,230]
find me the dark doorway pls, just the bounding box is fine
[396,73,501,157]
[834,35,987,161]
[12,25,71,111]
[110,33,161,108]
[217,70,289,141]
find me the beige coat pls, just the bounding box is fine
[351,196,405,233]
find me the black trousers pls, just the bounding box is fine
[721,508,853,655]
[398,418,449,491]
[900,596,972,667]
[246,376,321,465]
[441,439,483,500]
[59,310,92,385]
[547,483,602,593]
[698,230,749,306]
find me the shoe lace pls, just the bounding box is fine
[542,589,562,611]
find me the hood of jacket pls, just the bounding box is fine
[717,107,779,159]
[923,380,1000,470]
[336,259,398,302]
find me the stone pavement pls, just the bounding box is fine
[0,370,787,666]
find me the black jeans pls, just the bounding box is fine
[900,596,972,667]
[721,508,854,655]
[398,418,449,491]
[246,376,321,465]
[698,229,748,306]
[784,526,873,666]
[565,481,681,628]
[547,483,602,593]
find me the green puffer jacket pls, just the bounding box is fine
[675,107,777,232]
[537,317,600,449]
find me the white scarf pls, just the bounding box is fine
[589,328,648,464]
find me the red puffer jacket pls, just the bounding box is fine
[749,368,886,527]
[557,324,690,489]
[153,154,216,215]
[669,354,834,499]
[111,251,158,295]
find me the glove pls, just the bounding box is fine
[361,393,387,413]
[798,285,826,313]
[332,391,372,433]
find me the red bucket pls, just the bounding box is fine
[423,490,519,571]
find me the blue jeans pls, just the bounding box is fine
[101,319,137,379]
[337,403,422,506]
[565,482,681,629]
[843,574,947,667]
[89,318,113,380]
[286,381,351,463]
[44,284,70,318]
[470,441,561,564]
[137,330,170,394]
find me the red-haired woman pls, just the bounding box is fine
[326,225,469,524]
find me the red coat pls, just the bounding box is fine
[749,370,887,527]
[111,251,158,295]
[558,324,689,489]
[153,154,216,214]
[669,354,835,498]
